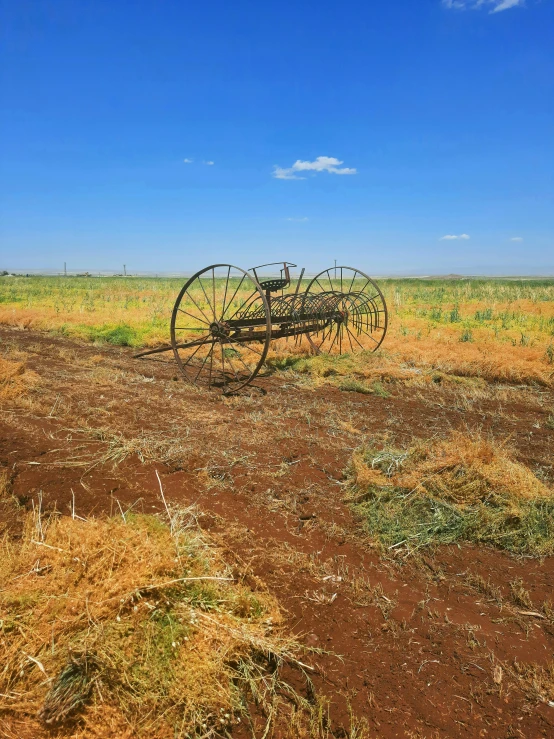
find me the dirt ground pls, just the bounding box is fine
[1,326,554,738]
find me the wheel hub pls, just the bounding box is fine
[210,321,230,339]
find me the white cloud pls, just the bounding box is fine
[183,158,193,163]
[490,0,525,12]
[273,156,357,180]
[286,217,309,222]
[442,0,525,12]
[510,236,524,241]
[440,234,471,240]
[203,160,214,166]
[274,166,305,180]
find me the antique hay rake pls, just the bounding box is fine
[134,262,388,392]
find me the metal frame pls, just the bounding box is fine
[134,262,388,392]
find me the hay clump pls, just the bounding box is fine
[0,505,312,737]
[348,431,554,555]
[0,357,39,400]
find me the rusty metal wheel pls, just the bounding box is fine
[303,266,388,355]
[170,264,271,393]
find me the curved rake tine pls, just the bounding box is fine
[225,289,262,323]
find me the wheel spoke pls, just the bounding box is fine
[314,325,335,353]
[356,324,381,345]
[174,334,211,350]
[177,308,210,326]
[226,349,252,376]
[212,267,217,321]
[347,270,358,295]
[314,321,334,351]
[227,335,262,373]
[228,334,264,357]
[221,274,246,320]
[179,334,213,368]
[221,346,243,382]
[184,291,212,326]
[345,322,355,353]
[314,278,328,295]
[193,342,215,383]
[220,341,228,391]
[345,324,365,350]
[327,326,340,353]
[208,339,214,385]
[221,266,231,321]
[198,273,216,321]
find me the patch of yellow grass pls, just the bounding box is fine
[2,276,553,386]
[349,431,554,554]
[400,432,550,503]
[384,333,554,386]
[353,431,552,505]
[0,507,313,737]
[270,329,554,387]
[0,357,39,401]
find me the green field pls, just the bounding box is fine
[1,275,553,386]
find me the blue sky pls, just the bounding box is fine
[1,0,553,275]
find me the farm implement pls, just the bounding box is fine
[134,262,388,392]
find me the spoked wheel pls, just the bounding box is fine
[303,266,388,354]
[170,265,271,393]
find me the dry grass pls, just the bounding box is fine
[50,427,202,473]
[509,659,554,706]
[0,357,39,401]
[383,334,554,387]
[348,431,554,555]
[0,504,324,737]
[0,468,8,498]
[0,467,14,538]
[269,338,554,389]
[2,276,554,387]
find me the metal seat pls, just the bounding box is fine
[250,262,296,294]
[259,277,289,293]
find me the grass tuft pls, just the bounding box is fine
[347,431,554,555]
[0,506,320,736]
[59,322,140,346]
[338,378,373,394]
[0,357,39,400]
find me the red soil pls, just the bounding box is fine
[1,327,553,738]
